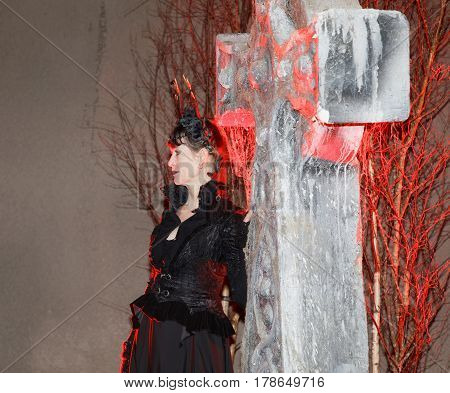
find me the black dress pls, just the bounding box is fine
[120,180,249,373]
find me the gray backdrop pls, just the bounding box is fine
[0,0,155,372]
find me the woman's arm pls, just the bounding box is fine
[144,227,161,294]
[220,212,249,317]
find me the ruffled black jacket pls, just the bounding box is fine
[130,179,249,338]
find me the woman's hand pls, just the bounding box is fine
[244,209,253,223]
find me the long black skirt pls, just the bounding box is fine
[128,308,234,373]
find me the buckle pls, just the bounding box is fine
[161,273,172,280]
[161,289,169,297]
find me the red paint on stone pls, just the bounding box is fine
[216,109,256,128]
[301,123,364,165]
[288,94,316,119]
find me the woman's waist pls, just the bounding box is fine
[147,272,225,305]
[147,284,224,312]
[130,292,235,337]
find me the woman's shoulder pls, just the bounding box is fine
[214,196,244,220]
[216,198,249,240]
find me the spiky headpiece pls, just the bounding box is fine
[169,75,215,154]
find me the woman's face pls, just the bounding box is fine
[168,139,204,186]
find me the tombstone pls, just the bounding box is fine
[215,0,409,372]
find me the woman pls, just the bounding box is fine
[120,107,250,373]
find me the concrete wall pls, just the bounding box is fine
[0,0,154,372]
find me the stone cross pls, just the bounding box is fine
[215,0,409,372]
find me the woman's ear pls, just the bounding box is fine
[198,147,210,167]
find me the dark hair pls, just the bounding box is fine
[168,108,222,175]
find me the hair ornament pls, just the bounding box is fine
[169,75,215,152]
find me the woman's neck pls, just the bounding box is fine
[181,177,212,211]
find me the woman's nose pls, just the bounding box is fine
[168,153,175,168]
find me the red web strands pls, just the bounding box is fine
[218,124,255,208]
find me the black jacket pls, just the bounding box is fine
[130,179,249,337]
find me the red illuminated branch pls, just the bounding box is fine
[360,0,448,372]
